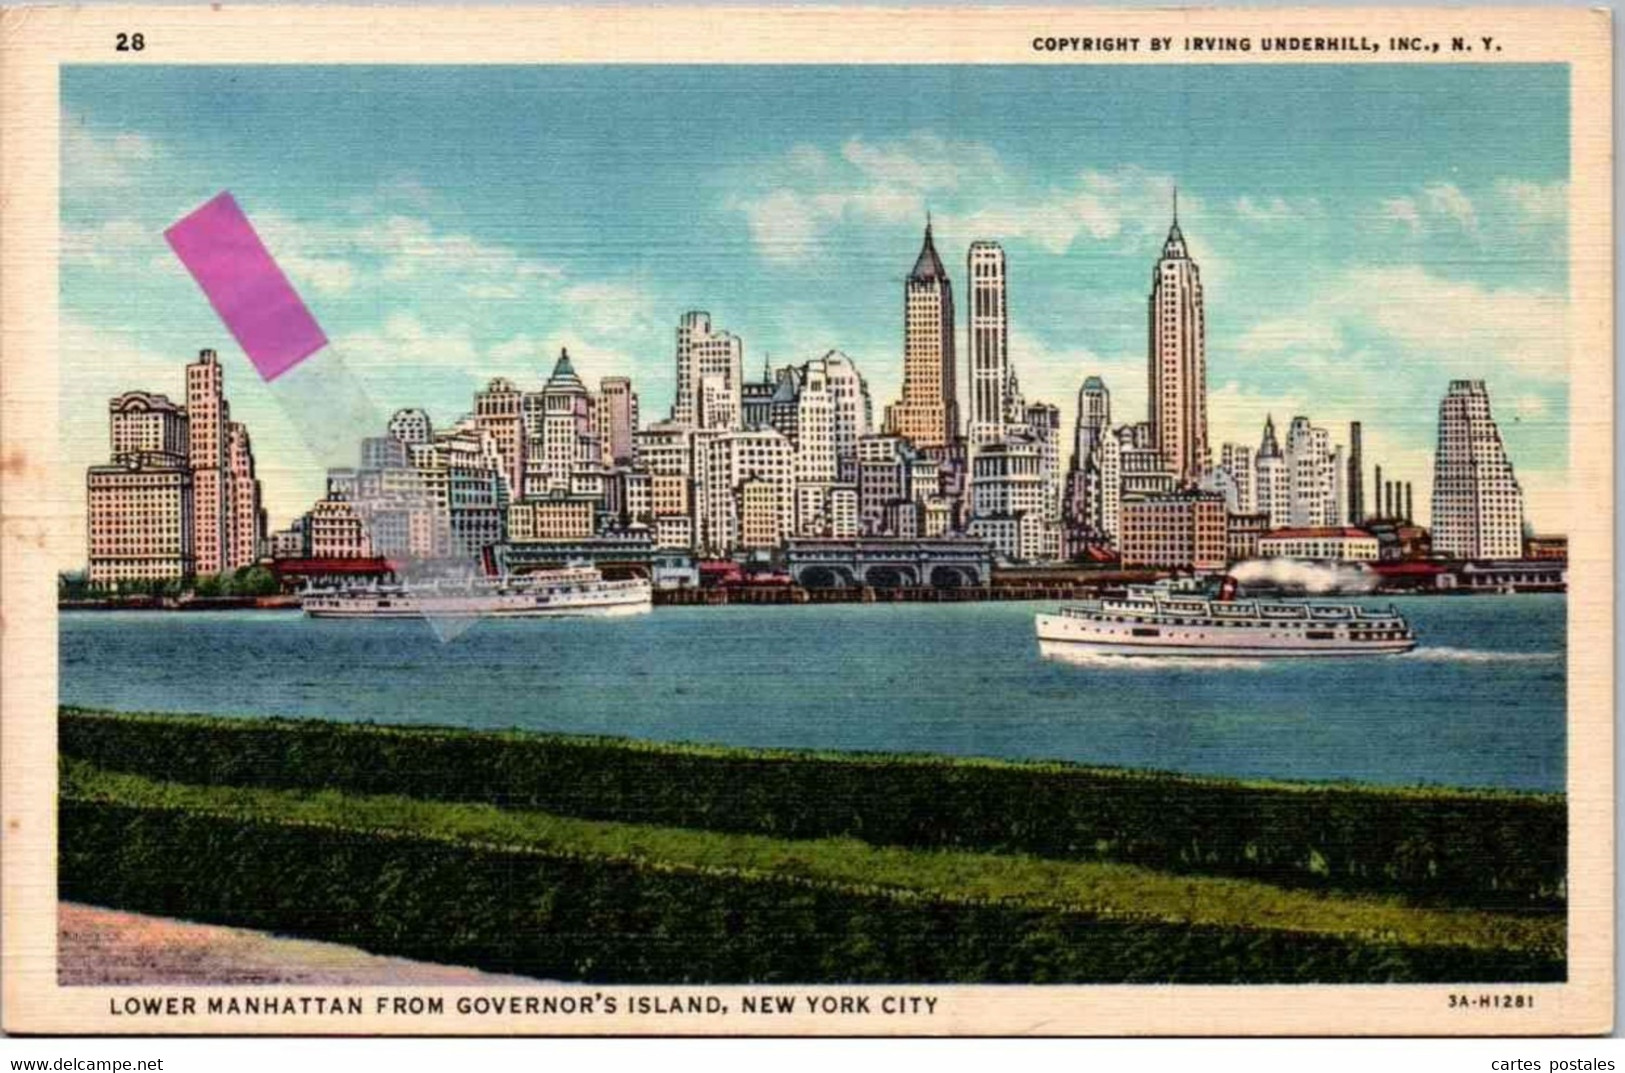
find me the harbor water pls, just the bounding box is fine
[59,594,1566,791]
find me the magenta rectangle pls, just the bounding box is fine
[165,192,328,381]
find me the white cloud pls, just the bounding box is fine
[732,189,826,262]
[459,281,524,301]
[1231,266,1566,388]
[731,138,1188,263]
[1513,394,1549,419]
[732,186,925,263]
[1233,318,1341,358]
[62,123,160,188]
[1339,265,1565,381]
[278,254,356,296]
[943,168,1186,258]
[1376,180,1564,244]
[352,215,560,285]
[839,133,1002,191]
[1379,196,1422,233]
[334,313,479,373]
[212,205,655,346]
[561,281,657,335]
[1422,182,1477,232]
[1233,195,1320,225]
[1495,179,1567,227]
[62,218,155,267]
[786,144,829,175]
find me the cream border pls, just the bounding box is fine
[0,5,1612,1036]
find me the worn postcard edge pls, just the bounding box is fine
[0,4,1613,1036]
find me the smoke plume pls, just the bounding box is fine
[1227,558,1378,595]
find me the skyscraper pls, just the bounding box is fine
[671,311,743,431]
[89,352,263,583]
[530,348,594,494]
[186,349,229,574]
[1219,442,1256,514]
[87,392,194,584]
[1024,401,1063,532]
[474,377,525,497]
[1254,415,1289,528]
[883,219,958,450]
[966,240,1008,447]
[1432,380,1525,559]
[1284,416,1339,528]
[596,376,639,465]
[819,351,873,484]
[1064,375,1118,542]
[226,421,265,567]
[1072,376,1111,473]
[1147,193,1208,486]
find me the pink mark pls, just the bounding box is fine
[165,192,327,381]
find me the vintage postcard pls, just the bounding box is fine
[0,5,1612,1036]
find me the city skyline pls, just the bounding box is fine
[60,64,1570,560]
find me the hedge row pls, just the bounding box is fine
[59,708,1567,909]
[63,759,1563,956]
[59,797,1566,984]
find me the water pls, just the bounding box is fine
[59,594,1567,792]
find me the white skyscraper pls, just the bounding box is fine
[1254,416,1289,529]
[698,428,795,554]
[1025,401,1063,529]
[1219,442,1255,514]
[1432,380,1525,559]
[817,350,872,483]
[966,240,1009,447]
[672,311,744,431]
[1285,416,1339,528]
[794,361,837,487]
[527,349,593,495]
[1065,375,1119,544]
[1073,376,1111,473]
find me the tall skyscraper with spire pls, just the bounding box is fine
[884,219,958,450]
[1254,414,1288,528]
[966,240,1008,447]
[1147,191,1209,486]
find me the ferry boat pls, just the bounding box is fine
[302,564,652,619]
[1034,578,1416,658]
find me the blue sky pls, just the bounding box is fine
[61,64,1570,541]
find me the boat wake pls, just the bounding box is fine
[1037,644,1268,671]
[1401,646,1563,664]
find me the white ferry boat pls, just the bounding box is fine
[1035,580,1415,658]
[302,565,651,620]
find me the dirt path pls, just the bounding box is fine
[58,903,548,986]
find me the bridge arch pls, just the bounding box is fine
[861,564,918,589]
[928,564,976,588]
[796,564,857,589]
